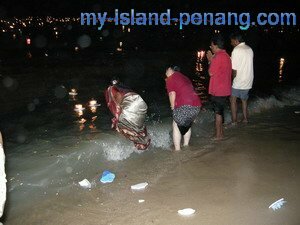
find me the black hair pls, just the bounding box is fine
[211,34,225,49]
[166,65,181,72]
[110,77,132,93]
[230,32,244,43]
[110,76,120,85]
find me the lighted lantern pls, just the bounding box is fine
[69,88,78,96]
[26,38,31,45]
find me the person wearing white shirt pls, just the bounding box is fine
[230,32,254,124]
[0,132,6,223]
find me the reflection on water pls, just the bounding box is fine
[193,50,209,102]
[72,98,101,132]
[278,57,285,83]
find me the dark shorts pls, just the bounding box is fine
[173,105,200,135]
[211,96,227,116]
[173,105,200,127]
[231,88,250,100]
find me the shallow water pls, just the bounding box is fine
[2,105,300,225]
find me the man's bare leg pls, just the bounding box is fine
[215,114,224,140]
[241,99,248,123]
[172,121,181,151]
[230,96,238,124]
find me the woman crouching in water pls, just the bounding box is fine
[105,78,151,150]
[165,65,202,151]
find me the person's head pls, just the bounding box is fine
[210,34,225,53]
[165,65,180,78]
[230,32,244,47]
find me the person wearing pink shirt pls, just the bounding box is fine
[165,65,202,151]
[207,34,232,140]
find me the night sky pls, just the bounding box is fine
[0,0,299,17]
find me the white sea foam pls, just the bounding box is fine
[250,87,300,114]
[148,123,172,149]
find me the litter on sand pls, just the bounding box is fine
[294,111,300,114]
[100,170,115,183]
[138,199,145,203]
[269,198,287,211]
[78,179,91,189]
[177,208,196,216]
[131,182,148,190]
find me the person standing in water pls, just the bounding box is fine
[207,34,232,140]
[165,65,202,151]
[229,32,254,125]
[105,78,151,150]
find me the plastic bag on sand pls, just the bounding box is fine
[178,208,196,216]
[79,179,91,189]
[269,198,287,211]
[131,182,148,190]
[100,170,115,183]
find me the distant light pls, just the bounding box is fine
[69,88,78,96]
[278,57,285,80]
[78,118,86,124]
[75,104,84,111]
[119,41,123,47]
[75,46,79,52]
[127,28,131,32]
[89,99,98,107]
[26,38,31,45]
[197,50,205,59]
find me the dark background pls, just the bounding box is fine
[0,0,299,17]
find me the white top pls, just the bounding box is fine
[0,144,6,217]
[231,42,254,90]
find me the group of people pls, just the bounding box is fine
[0,32,252,220]
[104,32,253,151]
[207,32,254,140]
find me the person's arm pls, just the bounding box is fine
[168,91,176,110]
[231,48,238,79]
[208,54,218,77]
[206,50,214,63]
[232,69,237,79]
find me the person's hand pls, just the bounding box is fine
[111,117,118,129]
[206,50,213,62]
[201,107,207,112]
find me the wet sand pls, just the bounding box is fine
[4,106,300,225]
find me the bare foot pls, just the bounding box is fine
[210,136,223,141]
[224,122,237,129]
[240,119,248,124]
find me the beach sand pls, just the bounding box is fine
[3,106,300,225]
